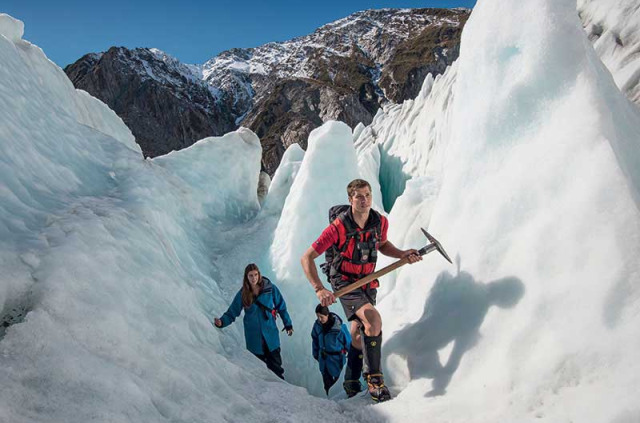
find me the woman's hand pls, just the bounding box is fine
[285,326,294,336]
[214,318,223,328]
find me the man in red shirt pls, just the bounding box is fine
[301,179,421,402]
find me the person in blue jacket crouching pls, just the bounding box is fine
[312,304,351,395]
[215,263,293,379]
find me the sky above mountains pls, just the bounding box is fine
[2,0,476,67]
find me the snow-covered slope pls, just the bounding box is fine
[3,0,640,421]
[0,13,379,423]
[578,0,640,106]
[350,0,640,421]
[353,64,458,213]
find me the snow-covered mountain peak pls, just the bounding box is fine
[104,47,204,88]
[203,8,469,84]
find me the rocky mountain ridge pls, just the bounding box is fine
[64,8,470,173]
[65,47,235,158]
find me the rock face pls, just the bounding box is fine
[378,12,467,102]
[65,8,470,171]
[65,48,235,158]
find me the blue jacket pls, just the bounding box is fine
[311,312,351,378]
[219,277,293,355]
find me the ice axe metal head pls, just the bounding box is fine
[418,228,453,264]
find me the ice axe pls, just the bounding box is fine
[334,229,452,299]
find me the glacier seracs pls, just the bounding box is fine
[2,0,640,421]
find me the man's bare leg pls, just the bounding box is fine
[355,303,381,336]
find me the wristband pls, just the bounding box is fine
[314,286,324,293]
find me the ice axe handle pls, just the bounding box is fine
[334,231,452,299]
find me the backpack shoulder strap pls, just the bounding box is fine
[367,209,383,238]
[334,209,359,251]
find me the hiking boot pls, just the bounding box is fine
[366,373,391,403]
[343,379,363,398]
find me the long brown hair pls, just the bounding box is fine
[241,263,263,308]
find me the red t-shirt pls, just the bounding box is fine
[312,214,388,255]
[312,213,388,280]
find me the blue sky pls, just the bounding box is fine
[3,0,476,67]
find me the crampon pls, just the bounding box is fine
[366,373,391,403]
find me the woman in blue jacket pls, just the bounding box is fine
[311,305,351,395]
[215,263,293,379]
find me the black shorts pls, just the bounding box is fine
[338,287,377,321]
